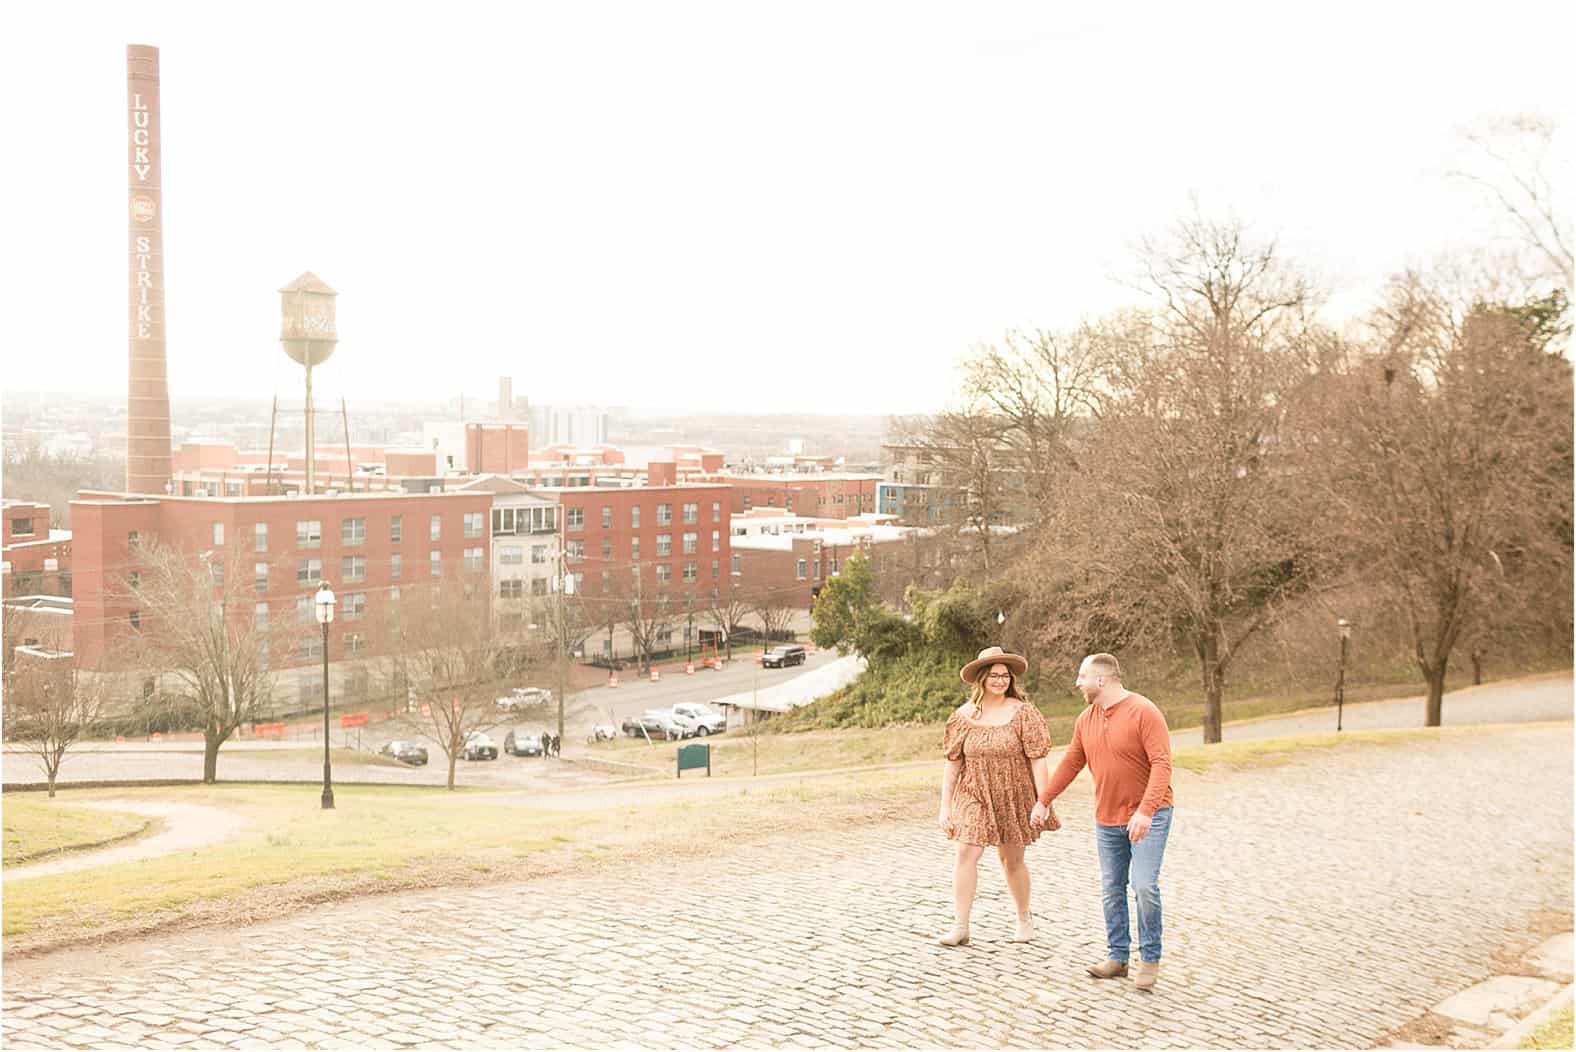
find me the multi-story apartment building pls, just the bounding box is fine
[452,476,561,632]
[69,488,493,708]
[728,509,910,610]
[710,473,882,520]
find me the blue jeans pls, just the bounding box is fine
[1094,807,1172,963]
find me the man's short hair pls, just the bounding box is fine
[1084,653,1121,680]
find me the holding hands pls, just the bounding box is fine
[1030,800,1060,832]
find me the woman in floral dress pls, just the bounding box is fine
[937,646,1057,946]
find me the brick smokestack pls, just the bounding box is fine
[126,44,172,495]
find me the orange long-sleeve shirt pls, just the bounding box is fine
[1038,692,1173,825]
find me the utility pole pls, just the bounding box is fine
[556,530,568,745]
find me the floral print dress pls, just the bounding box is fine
[943,702,1058,846]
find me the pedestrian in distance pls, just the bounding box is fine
[539,730,551,758]
[1032,653,1174,991]
[550,734,560,758]
[938,646,1058,947]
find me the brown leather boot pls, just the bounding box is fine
[1133,960,1160,990]
[1086,959,1128,979]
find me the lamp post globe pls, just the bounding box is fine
[315,582,336,809]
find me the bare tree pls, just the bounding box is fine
[115,541,302,782]
[747,581,798,644]
[707,577,753,660]
[1451,114,1573,290]
[379,581,514,789]
[4,638,110,797]
[1035,215,1328,743]
[1324,274,1572,724]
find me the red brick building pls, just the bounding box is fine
[547,483,733,611]
[709,474,881,520]
[464,423,530,474]
[69,489,492,671]
[2,500,72,598]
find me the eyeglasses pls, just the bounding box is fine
[984,673,1012,681]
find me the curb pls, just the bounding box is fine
[1491,982,1573,1049]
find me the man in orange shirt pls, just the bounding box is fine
[1031,653,1173,991]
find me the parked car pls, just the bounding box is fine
[762,644,807,668]
[497,687,553,712]
[587,723,619,743]
[622,708,688,740]
[671,702,727,736]
[503,728,544,756]
[379,740,428,766]
[463,731,499,761]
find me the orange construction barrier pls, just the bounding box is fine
[650,668,660,682]
[608,672,619,688]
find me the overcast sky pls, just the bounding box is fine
[6,2,1571,417]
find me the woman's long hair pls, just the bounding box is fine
[968,665,1028,707]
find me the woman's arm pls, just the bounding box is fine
[938,758,962,832]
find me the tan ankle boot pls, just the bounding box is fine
[938,923,970,947]
[1010,916,1035,943]
[1086,959,1128,979]
[1133,960,1160,990]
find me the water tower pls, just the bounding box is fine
[279,273,338,493]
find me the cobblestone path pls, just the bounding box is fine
[3,723,1570,1049]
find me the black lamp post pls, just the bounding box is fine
[315,582,336,808]
[1335,618,1351,733]
[685,593,695,664]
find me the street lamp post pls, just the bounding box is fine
[315,582,336,809]
[685,593,695,664]
[1335,618,1351,733]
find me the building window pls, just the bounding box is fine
[342,517,366,546]
[683,503,698,525]
[657,627,673,648]
[254,523,268,552]
[209,561,225,587]
[656,534,672,557]
[656,563,672,584]
[712,560,720,580]
[127,530,140,550]
[711,530,720,553]
[254,562,270,592]
[630,505,641,529]
[499,546,523,565]
[10,517,34,536]
[813,561,821,580]
[430,550,442,577]
[492,507,515,535]
[389,587,401,603]
[797,559,807,580]
[464,547,484,572]
[743,496,752,510]
[391,516,403,543]
[345,632,365,654]
[430,514,442,541]
[212,522,224,546]
[391,553,403,580]
[300,635,323,660]
[571,572,584,595]
[656,503,672,526]
[602,506,612,529]
[129,609,141,630]
[129,570,141,590]
[601,538,612,561]
[500,579,523,599]
[464,512,483,538]
[566,540,585,562]
[566,507,584,531]
[601,570,610,593]
[682,532,697,555]
[531,544,549,565]
[786,497,794,513]
[297,558,323,586]
[630,537,641,562]
[296,520,322,549]
[731,554,741,574]
[531,577,547,596]
[342,555,367,583]
[343,592,366,620]
[254,602,268,628]
[682,562,697,583]
[712,501,721,520]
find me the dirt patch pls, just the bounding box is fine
[2,800,249,884]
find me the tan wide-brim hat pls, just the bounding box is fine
[959,645,1028,685]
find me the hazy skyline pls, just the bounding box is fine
[7,2,1571,417]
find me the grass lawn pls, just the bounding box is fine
[1521,1004,1574,1050]
[3,798,156,867]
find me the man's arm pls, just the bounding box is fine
[1037,719,1086,808]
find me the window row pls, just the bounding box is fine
[565,501,723,532]
[245,512,485,553]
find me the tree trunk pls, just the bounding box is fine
[1424,664,1447,727]
[446,748,457,791]
[46,770,57,798]
[1470,648,1484,686]
[1197,634,1224,745]
[202,733,221,783]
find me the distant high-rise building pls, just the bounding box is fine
[498,376,514,421]
[529,404,608,447]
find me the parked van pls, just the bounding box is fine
[762,644,807,668]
